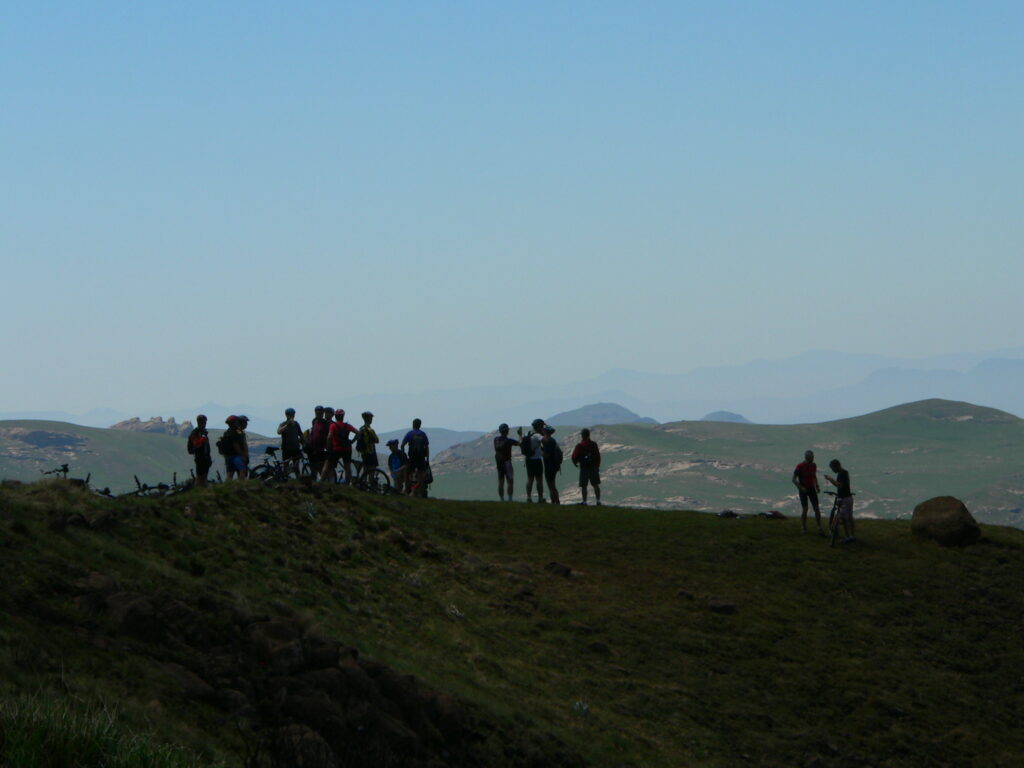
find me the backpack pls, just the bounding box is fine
[188,432,208,456]
[407,432,428,461]
[355,427,368,453]
[543,438,563,470]
[215,433,229,456]
[520,432,535,458]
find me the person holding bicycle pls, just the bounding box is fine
[792,449,823,535]
[277,408,304,479]
[824,458,855,543]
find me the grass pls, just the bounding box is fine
[0,694,210,767]
[0,478,1022,766]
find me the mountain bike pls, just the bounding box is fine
[40,464,70,479]
[249,446,310,484]
[346,457,392,495]
[824,490,855,547]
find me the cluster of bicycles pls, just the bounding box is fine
[38,446,394,500]
[248,446,392,494]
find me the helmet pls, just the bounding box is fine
[237,414,249,423]
[285,408,296,416]
[543,425,555,434]
[226,415,238,425]
[315,405,324,412]
[362,411,373,418]
[324,407,335,416]
[498,423,509,433]
[386,439,399,447]
[336,408,345,417]
[531,418,545,429]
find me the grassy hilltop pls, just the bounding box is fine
[1,480,1022,767]
[434,399,1024,527]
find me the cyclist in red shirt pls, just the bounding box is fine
[792,449,822,534]
[321,408,358,484]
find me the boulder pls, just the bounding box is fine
[911,496,981,546]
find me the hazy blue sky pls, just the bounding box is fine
[2,1,1022,413]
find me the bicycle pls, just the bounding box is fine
[125,473,188,499]
[249,446,310,484]
[824,490,855,547]
[345,457,392,495]
[40,464,70,479]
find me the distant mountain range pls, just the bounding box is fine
[545,402,657,427]
[700,411,751,424]
[6,347,1024,432]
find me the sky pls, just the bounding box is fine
[2,1,1022,414]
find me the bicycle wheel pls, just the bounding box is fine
[250,465,273,483]
[364,468,392,495]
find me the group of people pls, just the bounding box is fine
[493,419,603,505]
[792,450,855,542]
[186,407,432,497]
[186,408,854,534]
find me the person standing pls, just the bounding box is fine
[493,423,519,501]
[540,425,562,505]
[825,459,855,543]
[186,414,212,487]
[386,439,408,493]
[401,419,430,497]
[571,428,602,506]
[322,408,357,483]
[230,415,251,480]
[518,419,546,503]
[277,408,304,479]
[306,405,329,478]
[792,449,823,534]
[220,415,242,480]
[356,411,379,481]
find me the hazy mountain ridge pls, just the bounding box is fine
[8,348,1024,432]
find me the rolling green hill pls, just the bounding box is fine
[0,421,276,493]
[432,400,1024,527]
[0,480,1021,767]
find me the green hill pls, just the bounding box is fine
[0,421,276,493]
[1,480,1022,767]
[433,400,1024,528]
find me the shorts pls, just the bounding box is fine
[579,465,600,488]
[282,448,303,461]
[544,463,560,484]
[361,452,378,468]
[326,450,351,467]
[496,460,514,481]
[798,489,819,509]
[525,458,543,480]
[837,496,854,521]
[407,455,428,471]
[228,455,247,472]
[195,456,212,473]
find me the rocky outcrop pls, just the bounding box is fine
[109,417,193,436]
[911,496,981,546]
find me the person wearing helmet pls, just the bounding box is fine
[792,449,823,535]
[386,439,408,493]
[493,423,520,501]
[321,408,357,483]
[356,411,379,481]
[401,419,430,497]
[277,408,304,479]
[186,414,212,487]
[540,424,562,505]
[306,406,329,478]
[221,415,243,480]
[231,415,251,479]
[518,419,547,502]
